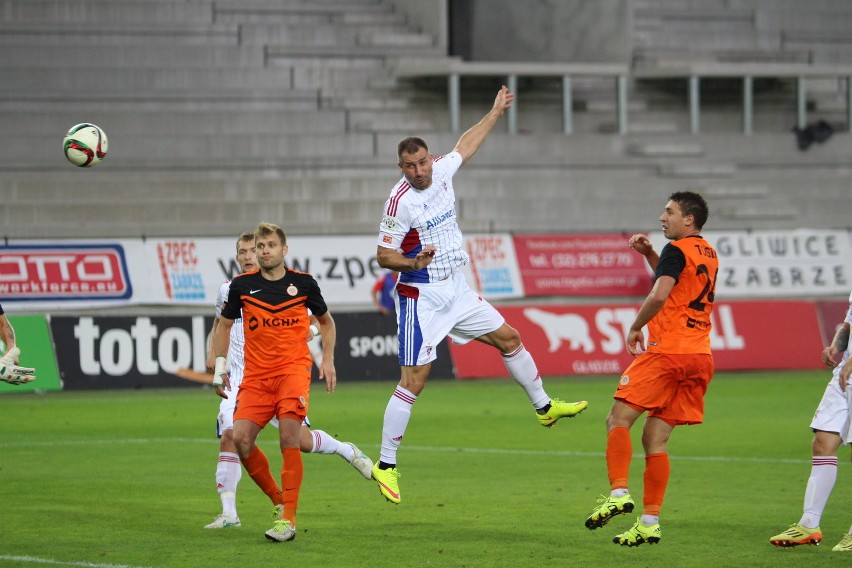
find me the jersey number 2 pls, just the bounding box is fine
[688,263,717,312]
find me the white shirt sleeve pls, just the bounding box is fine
[215,281,230,318]
[378,188,413,250]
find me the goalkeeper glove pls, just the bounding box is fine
[0,347,36,385]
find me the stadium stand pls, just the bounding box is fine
[0,0,851,239]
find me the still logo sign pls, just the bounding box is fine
[523,305,745,354]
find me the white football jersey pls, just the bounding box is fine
[215,280,245,376]
[377,151,468,284]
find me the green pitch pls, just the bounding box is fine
[1,370,850,568]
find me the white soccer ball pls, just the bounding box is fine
[63,123,108,167]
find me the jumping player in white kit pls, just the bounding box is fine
[370,86,589,505]
[204,231,373,529]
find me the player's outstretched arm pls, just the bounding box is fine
[453,85,514,164]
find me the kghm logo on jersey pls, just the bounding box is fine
[247,315,302,330]
[425,207,455,230]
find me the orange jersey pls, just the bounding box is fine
[222,268,327,381]
[647,236,718,354]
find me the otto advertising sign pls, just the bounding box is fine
[0,244,131,301]
[513,234,651,297]
[449,301,825,378]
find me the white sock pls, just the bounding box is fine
[502,345,550,409]
[336,441,355,462]
[216,452,241,518]
[309,429,342,455]
[640,514,659,526]
[379,385,417,465]
[799,456,837,528]
[611,488,629,498]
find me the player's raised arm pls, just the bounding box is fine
[453,85,514,164]
[628,234,660,271]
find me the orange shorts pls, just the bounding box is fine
[234,373,311,427]
[614,352,714,426]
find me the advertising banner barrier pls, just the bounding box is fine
[648,229,852,298]
[1,236,388,310]
[459,234,523,299]
[51,315,212,390]
[1,233,523,310]
[512,233,652,297]
[449,300,826,378]
[0,315,62,393]
[7,230,849,311]
[47,311,448,391]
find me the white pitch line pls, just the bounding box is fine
[0,438,810,464]
[0,556,151,568]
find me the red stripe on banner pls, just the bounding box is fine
[448,300,826,378]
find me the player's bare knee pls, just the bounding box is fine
[483,323,520,353]
[811,430,841,456]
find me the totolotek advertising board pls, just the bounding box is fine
[51,315,213,390]
[49,312,448,390]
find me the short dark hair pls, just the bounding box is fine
[254,222,286,246]
[669,191,709,229]
[235,231,255,253]
[397,137,428,161]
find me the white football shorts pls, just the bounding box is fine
[396,270,504,366]
[810,364,852,445]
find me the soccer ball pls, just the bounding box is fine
[63,123,108,167]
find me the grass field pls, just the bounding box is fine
[1,370,850,568]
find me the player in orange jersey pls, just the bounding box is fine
[211,222,337,543]
[584,191,718,547]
